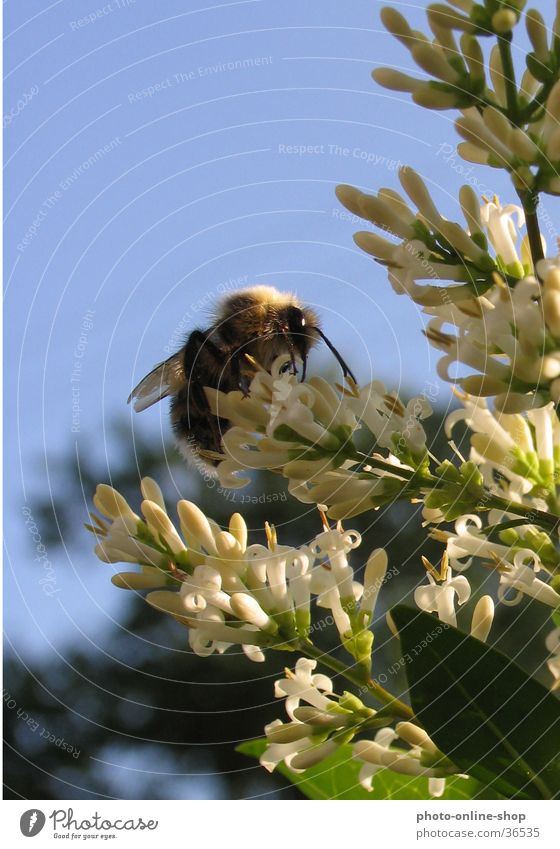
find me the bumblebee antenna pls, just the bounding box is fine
[300,349,308,382]
[313,327,356,383]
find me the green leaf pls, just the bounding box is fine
[237,739,492,800]
[391,606,560,800]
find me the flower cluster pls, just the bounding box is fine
[337,164,560,411]
[261,659,377,772]
[446,394,560,498]
[374,4,524,110]
[353,723,458,797]
[426,265,560,412]
[87,478,389,668]
[421,391,560,612]
[205,364,360,489]
[374,3,560,195]
[205,357,433,519]
[336,171,501,308]
[430,513,560,610]
[262,659,459,798]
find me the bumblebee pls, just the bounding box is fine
[128,285,354,463]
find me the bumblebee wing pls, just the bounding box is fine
[127,352,185,412]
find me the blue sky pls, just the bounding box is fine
[5,0,558,660]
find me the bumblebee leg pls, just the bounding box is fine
[229,352,252,397]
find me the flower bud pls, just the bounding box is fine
[111,571,166,590]
[142,500,186,555]
[458,142,489,164]
[177,500,218,555]
[492,9,518,33]
[545,127,560,161]
[526,9,549,60]
[265,721,314,743]
[289,740,339,770]
[396,722,438,753]
[353,230,397,260]
[230,592,279,633]
[427,4,474,33]
[361,548,389,619]
[483,106,511,144]
[146,590,190,622]
[544,289,560,337]
[293,706,350,727]
[140,477,166,510]
[509,128,539,162]
[380,6,416,45]
[411,43,458,82]
[460,33,484,81]
[372,67,421,93]
[489,45,506,106]
[335,183,364,217]
[412,86,458,109]
[470,595,494,642]
[93,484,137,521]
[229,512,247,550]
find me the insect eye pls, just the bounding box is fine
[287,306,305,333]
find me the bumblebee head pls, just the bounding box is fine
[276,304,319,380]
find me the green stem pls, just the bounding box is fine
[300,639,414,720]
[360,455,560,536]
[519,79,555,124]
[486,494,560,535]
[517,188,545,277]
[357,452,415,481]
[497,33,519,124]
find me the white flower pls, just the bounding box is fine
[308,526,366,645]
[497,550,560,608]
[274,658,334,718]
[414,556,471,626]
[432,513,514,572]
[426,269,560,409]
[445,395,560,497]
[347,381,432,458]
[480,197,525,274]
[260,659,350,773]
[340,169,560,410]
